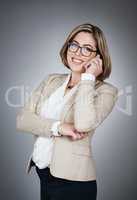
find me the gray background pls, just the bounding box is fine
[0,0,137,199]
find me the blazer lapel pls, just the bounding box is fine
[36,75,66,115]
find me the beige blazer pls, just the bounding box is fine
[16,73,118,181]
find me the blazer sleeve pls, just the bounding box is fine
[16,74,60,138]
[74,79,118,133]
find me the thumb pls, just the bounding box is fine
[71,131,77,139]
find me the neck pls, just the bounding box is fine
[69,71,81,86]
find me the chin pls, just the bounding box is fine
[68,62,83,73]
[69,66,83,73]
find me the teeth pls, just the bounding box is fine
[72,58,83,64]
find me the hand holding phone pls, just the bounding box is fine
[83,54,103,78]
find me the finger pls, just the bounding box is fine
[84,61,91,69]
[80,132,87,137]
[94,58,101,66]
[99,59,103,69]
[73,131,83,138]
[79,132,84,136]
[71,131,77,137]
[76,131,85,136]
[93,55,101,63]
[83,133,88,138]
[91,60,98,68]
[80,132,86,137]
[96,57,102,66]
[86,63,91,69]
[71,134,77,140]
[78,132,87,139]
[73,133,88,140]
[76,133,81,139]
[78,133,84,138]
[69,131,77,140]
[70,136,77,141]
[93,59,102,72]
[97,59,103,72]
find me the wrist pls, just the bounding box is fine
[51,121,62,137]
[81,73,96,81]
[58,123,64,136]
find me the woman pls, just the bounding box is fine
[16,23,118,200]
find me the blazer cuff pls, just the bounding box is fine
[81,73,96,82]
[51,121,62,136]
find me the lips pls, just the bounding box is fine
[72,57,83,64]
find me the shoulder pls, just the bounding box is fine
[48,73,68,80]
[42,72,68,84]
[39,73,68,90]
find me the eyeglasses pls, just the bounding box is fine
[67,41,98,57]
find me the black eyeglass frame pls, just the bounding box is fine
[67,41,98,57]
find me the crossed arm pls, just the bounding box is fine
[16,74,118,137]
[16,74,59,138]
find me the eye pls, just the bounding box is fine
[84,47,93,52]
[68,42,78,50]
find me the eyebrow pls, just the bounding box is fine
[72,39,95,49]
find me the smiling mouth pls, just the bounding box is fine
[72,57,83,64]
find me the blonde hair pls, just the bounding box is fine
[60,23,112,81]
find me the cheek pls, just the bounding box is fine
[88,53,97,61]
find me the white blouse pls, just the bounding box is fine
[32,72,95,169]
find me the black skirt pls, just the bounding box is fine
[35,165,97,200]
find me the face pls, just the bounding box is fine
[66,31,97,73]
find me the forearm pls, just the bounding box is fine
[16,109,60,137]
[74,79,118,132]
[16,73,59,138]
